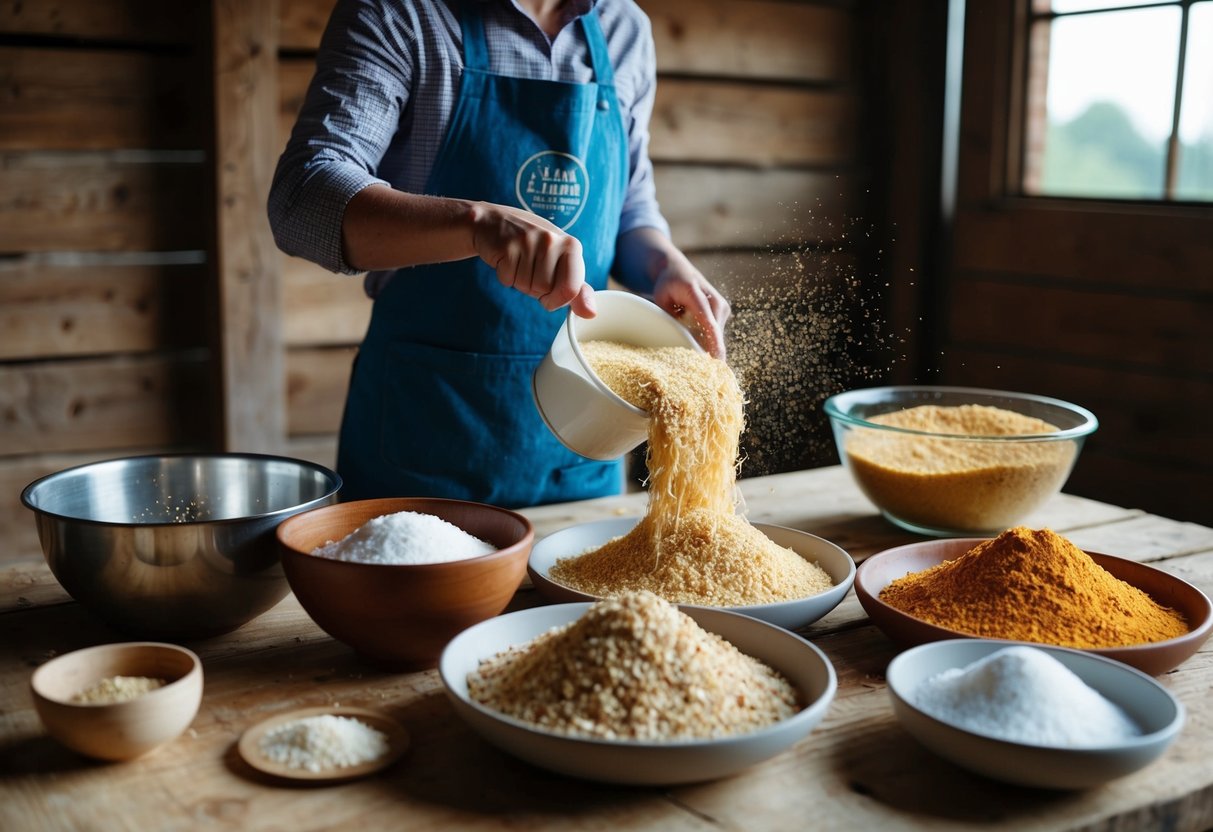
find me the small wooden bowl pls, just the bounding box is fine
[856,538,1213,676]
[277,497,534,670]
[30,642,203,761]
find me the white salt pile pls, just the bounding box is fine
[312,510,495,565]
[912,646,1142,747]
[258,714,388,772]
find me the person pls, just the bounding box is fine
[268,0,730,508]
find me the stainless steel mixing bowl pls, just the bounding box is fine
[21,454,342,639]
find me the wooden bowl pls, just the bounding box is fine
[277,497,534,670]
[855,538,1213,676]
[30,642,203,761]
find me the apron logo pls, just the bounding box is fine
[515,151,590,231]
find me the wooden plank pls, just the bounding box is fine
[284,434,338,473]
[278,0,857,83]
[0,258,207,360]
[1066,450,1212,528]
[279,60,858,168]
[278,0,335,49]
[277,58,313,147]
[1065,514,1213,562]
[691,249,858,295]
[0,0,191,44]
[281,253,372,346]
[0,152,206,252]
[863,0,950,386]
[211,0,286,453]
[0,47,202,151]
[648,0,855,82]
[953,208,1213,294]
[940,348,1213,464]
[0,450,169,567]
[650,79,857,166]
[940,348,1213,527]
[0,354,210,456]
[285,345,355,436]
[0,559,68,609]
[656,165,857,250]
[946,278,1213,377]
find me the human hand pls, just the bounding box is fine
[469,202,596,318]
[651,251,731,359]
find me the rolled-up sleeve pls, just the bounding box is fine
[616,18,669,240]
[267,0,413,274]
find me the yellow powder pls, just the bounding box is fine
[550,341,833,605]
[879,527,1189,648]
[843,404,1077,533]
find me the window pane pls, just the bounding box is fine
[1025,7,1181,199]
[1176,2,1213,200]
[1041,0,1172,13]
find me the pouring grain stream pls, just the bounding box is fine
[549,341,832,605]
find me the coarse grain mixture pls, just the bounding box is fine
[258,714,389,772]
[552,341,833,605]
[843,404,1076,532]
[71,675,166,704]
[467,591,802,741]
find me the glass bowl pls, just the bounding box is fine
[823,386,1098,537]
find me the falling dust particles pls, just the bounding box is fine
[711,213,905,479]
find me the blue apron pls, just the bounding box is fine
[336,3,628,508]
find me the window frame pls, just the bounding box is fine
[1014,0,1205,202]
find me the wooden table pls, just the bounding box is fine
[3,466,1212,831]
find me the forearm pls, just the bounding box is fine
[614,226,731,358]
[343,184,595,316]
[341,185,480,272]
[613,226,677,293]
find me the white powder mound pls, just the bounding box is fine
[911,645,1142,748]
[258,714,388,772]
[312,510,496,565]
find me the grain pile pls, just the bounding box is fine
[551,341,833,605]
[312,510,494,565]
[467,592,801,741]
[843,404,1076,532]
[258,714,389,772]
[71,676,166,704]
[880,527,1189,648]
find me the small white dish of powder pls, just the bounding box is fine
[312,510,496,565]
[911,645,1141,747]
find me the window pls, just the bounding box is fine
[1021,0,1213,201]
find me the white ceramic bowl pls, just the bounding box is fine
[440,602,837,785]
[527,517,855,631]
[532,290,701,460]
[885,639,1184,790]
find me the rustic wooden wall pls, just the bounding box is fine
[0,1,216,563]
[0,0,865,563]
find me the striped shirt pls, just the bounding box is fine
[267,0,669,296]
